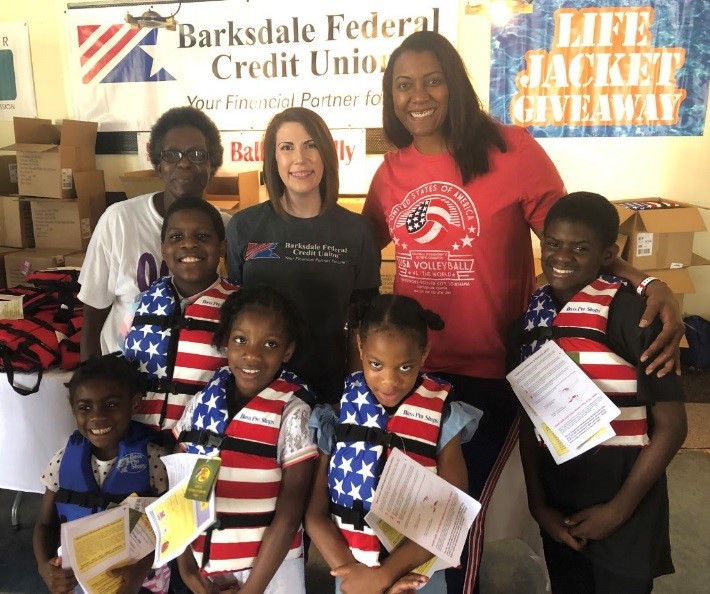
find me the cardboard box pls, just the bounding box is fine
[119,170,262,210]
[381,260,395,294]
[120,169,164,199]
[0,155,18,194]
[0,194,35,247]
[234,170,261,209]
[4,248,75,288]
[0,247,21,289]
[338,197,364,214]
[205,175,239,212]
[28,170,106,250]
[64,251,86,268]
[614,200,706,269]
[643,267,698,346]
[1,117,97,199]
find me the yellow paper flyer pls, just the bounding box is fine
[146,475,216,567]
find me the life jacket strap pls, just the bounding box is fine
[521,325,610,347]
[335,424,437,460]
[178,430,278,459]
[330,499,367,531]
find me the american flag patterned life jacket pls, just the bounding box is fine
[179,366,307,575]
[328,371,450,567]
[125,276,239,430]
[521,276,649,447]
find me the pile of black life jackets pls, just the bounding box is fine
[0,267,83,395]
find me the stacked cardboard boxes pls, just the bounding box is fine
[0,156,22,287]
[0,117,105,287]
[614,199,708,313]
[0,155,17,194]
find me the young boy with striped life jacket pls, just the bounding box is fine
[33,354,171,594]
[511,192,687,594]
[305,294,481,594]
[122,196,239,432]
[174,286,317,594]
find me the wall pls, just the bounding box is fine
[2,0,709,316]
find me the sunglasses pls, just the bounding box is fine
[160,149,210,164]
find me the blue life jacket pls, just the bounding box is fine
[55,421,156,523]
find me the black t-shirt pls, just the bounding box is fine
[226,202,381,404]
[509,287,683,580]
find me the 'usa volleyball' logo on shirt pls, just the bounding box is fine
[388,182,480,286]
[406,198,451,244]
[76,25,175,84]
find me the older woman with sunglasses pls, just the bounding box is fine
[79,106,227,359]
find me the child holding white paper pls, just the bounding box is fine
[33,353,171,594]
[510,192,687,593]
[173,286,317,594]
[305,294,481,594]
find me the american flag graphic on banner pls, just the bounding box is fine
[76,25,175,84]
[246,242,280,260]
[406,198,451,244]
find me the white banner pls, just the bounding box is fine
[137,127,366,193]
[0,23,37,120]
[65,0,456,131]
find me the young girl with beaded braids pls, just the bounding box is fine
[173,286,317,594]
[305,294,482,594]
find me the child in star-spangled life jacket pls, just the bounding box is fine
[510,191,687,593]
[174,286,317,593]
[122,196,239,433]
[33,353,171,594]
[305,294,481,594]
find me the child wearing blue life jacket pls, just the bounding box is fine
[122,196,239,431]
[510,192,687,593]
[173,286,317,594]
[33,354,171,594]
[305,294,482,594]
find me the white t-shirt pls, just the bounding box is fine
[78,193,231,354]
[78,193,164,354]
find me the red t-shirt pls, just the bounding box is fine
[363,125,565,379]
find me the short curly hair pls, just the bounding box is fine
[148,106,223,171]
[161,196,226,242]
[66,353,143,402]
[212,286,303,349]
[544,192,620,248]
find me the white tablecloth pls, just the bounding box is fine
[0,369,77,494]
